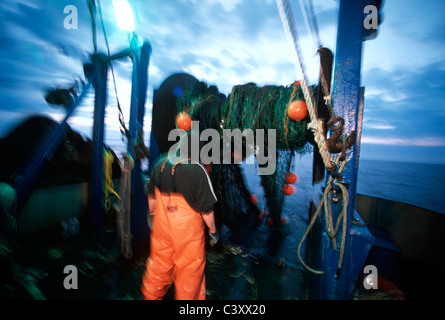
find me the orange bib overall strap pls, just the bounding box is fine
[142,160,206,300]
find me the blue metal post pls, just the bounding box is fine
[148,88,160,174]
[331,0,377,299]
[333,0,365,202]
[127,37,152,256]
[91,53,109,237]
[308,0,378,299]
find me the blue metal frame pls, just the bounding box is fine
[91,53,109,236]
[127,37,152,255]
[307,0,381,299]
[91,37,152,249]
[11,34,152,254]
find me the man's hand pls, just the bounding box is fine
[208,230,220,246]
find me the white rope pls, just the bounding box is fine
[298,0,320,49]
[276,0,333,170]
[307,0,321,48]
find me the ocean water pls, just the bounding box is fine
[357,159,445,215]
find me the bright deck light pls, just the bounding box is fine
[113,0,135,32]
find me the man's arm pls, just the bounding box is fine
[202,210,216,234]
[148,195,156,215]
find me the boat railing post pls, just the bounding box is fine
[91,53,109,238]
[330,0,382,300]
[309,0,382,299]
[127,37,152,256]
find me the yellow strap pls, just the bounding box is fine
[104,149,121,213]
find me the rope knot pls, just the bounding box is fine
[323,95,332,104]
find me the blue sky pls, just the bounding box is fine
[0,0,444,164]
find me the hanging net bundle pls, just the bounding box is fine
[173,80,312,228]
[223,82,310,150]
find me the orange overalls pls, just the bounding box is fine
[141,161,207,300]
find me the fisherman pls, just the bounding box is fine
[141,132,219,300]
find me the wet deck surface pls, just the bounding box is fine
[0,221,309,300]
[205,243,307,300]
[2,218,404,301]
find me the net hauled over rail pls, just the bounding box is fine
[174,81,312,228]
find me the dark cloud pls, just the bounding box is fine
[363,60,445,139]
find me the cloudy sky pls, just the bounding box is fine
[0,0,444,164]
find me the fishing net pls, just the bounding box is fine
[174,80,312,228]
[223,83,310,150]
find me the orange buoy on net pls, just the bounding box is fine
[285,172,299,184]
[250,194,259,206]
[254,210,265,221]
[232,151,245,162]
[287,100,308,122]
[283,184,296,196]
[176,112,192,131]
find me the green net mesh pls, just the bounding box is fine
[176,81,311,228]
[223,83,309,150]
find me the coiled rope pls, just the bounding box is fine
[297,157,348,275]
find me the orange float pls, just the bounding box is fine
[285,172,299,184]
[283,184,296,196]
[231,151,245,162]
[250,194,259,206]
[176,112,192,131]
[254,210,264,221]
[287,100,308,122]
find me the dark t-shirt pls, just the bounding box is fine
[147,159,217,214]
